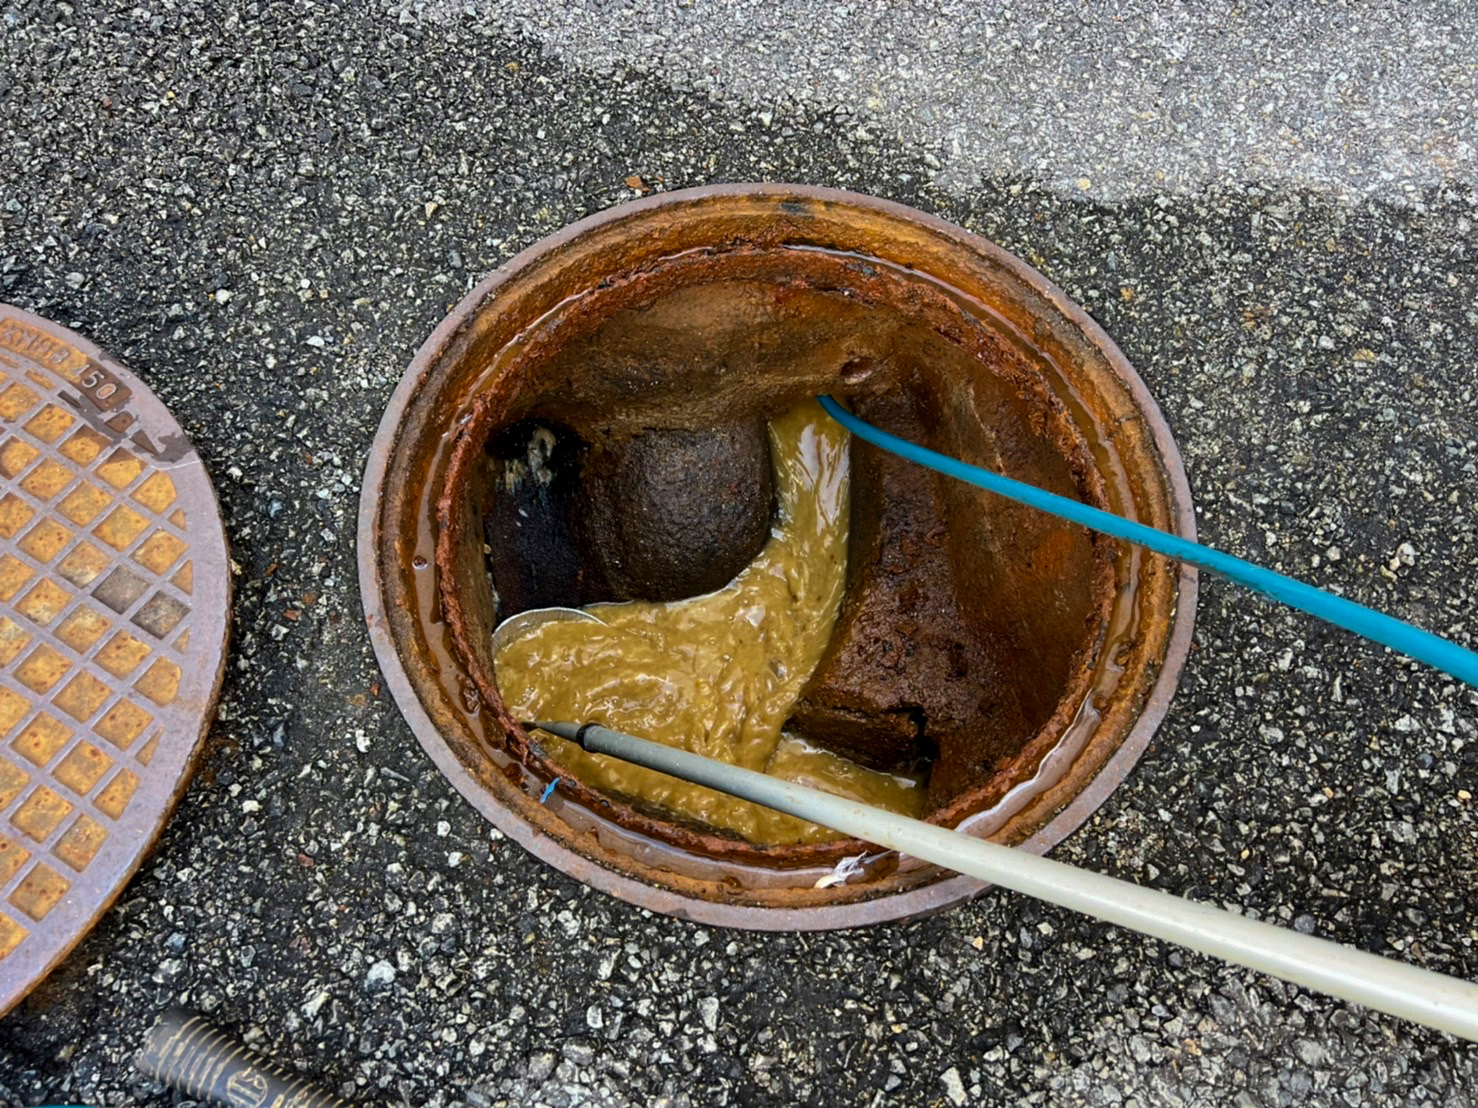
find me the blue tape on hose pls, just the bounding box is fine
[817,395,1478,688]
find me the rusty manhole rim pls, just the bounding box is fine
[359,183,1198,930]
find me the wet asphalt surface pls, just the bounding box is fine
[1,2,1476,1105]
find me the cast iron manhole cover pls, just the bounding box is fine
[0,306,229,1014]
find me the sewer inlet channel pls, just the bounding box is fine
[359,185,1197,929]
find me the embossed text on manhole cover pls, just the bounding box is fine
[0,306,229,1015]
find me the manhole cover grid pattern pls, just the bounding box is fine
[0,309,227,1008]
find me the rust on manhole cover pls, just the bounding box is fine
[0,306,229,1015]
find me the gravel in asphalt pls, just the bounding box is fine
[474,0,1478,203]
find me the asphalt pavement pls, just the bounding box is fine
[0,2,1475,1105]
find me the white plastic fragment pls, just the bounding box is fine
[814,851,890,889]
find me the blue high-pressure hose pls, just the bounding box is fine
[816,395,1478,689]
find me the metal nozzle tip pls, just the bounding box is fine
[526,720,582,741]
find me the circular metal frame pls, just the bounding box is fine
[358,185,1197,930]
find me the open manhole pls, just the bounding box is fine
[359,185,1196,929]
[0,306,229,1011]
